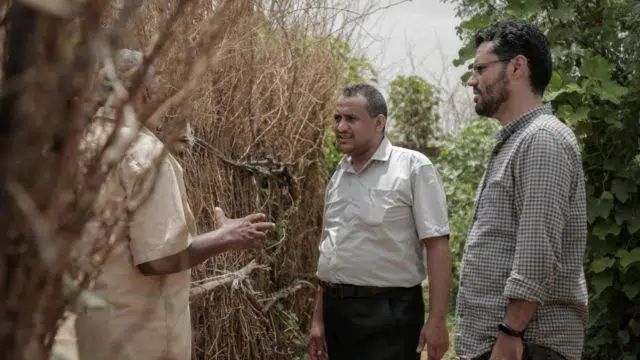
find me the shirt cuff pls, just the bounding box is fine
[503,271,549,305]
[418,225,450,240]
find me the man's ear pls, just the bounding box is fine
[511,54,528,79]
[376,114,386,131]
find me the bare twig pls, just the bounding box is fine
[189,260,269,303]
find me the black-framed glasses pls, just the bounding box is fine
[468,58,513,75]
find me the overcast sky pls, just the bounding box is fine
[348,0,475,131]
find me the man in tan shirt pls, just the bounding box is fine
[65,49,275,360]
[308,84,452,360]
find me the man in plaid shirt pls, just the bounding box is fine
[455,20,588,360]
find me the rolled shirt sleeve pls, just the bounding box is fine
[504,129,570,304]
[412,163,450,240]
[121,141,190,266]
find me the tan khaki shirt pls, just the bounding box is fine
[316,138,450,287]
[74,110,196,360]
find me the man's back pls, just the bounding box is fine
[75,113,195,360]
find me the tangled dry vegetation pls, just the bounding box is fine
[0,0,364,359]
[121,1,347,359]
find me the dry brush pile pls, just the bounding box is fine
[119,1,347,358]
[0,0,363,359]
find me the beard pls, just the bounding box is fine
[474,69,510,118]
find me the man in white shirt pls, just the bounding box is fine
[307,84,452,360]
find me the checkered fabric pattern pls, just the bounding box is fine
[455,104,589,360]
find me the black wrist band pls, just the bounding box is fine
[498,322,526,338]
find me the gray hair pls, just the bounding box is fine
[94,49,158,105]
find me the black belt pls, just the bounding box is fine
[320,280,420,299]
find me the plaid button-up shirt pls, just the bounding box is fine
[455,104,589,360]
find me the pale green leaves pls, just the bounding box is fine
[580,55,629,104]
[62,273,109,310]
[504,0,541,18]
[589,257,616,273]
[616,248,640,269]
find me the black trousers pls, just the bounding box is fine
[474,343,568,360]
[322,283,424,360]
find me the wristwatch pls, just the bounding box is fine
[498,322,526,338]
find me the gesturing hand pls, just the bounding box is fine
[213,207,275,251]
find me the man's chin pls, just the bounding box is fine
[475,104,493,118]
[336,143,351,154]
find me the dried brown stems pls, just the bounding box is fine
[0,0,392,359]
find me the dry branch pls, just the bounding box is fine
[189,260,269,303]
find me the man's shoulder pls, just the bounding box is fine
[523,113,580,149]
[389,144,435,170]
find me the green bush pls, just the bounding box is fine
[434,117,499,309]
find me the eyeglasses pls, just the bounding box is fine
[468,58,513,75]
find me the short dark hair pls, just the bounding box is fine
[475,20,552,95]
[341,83,388,119]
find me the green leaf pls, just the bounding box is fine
[616,248,640,268]
[601,191,614,200]
[590,257,616,273]
[62,273,109,309]
[549,4,575,21]
[459,12,492,31]
[580,55,614,81]
[504,0,541,18]
[556,104,574,120]
[592,221,621,240]
[611,179,633,203]
[597,79,629,105]
[566,106,589,125]
[454,41,476,67]
[564,83,585,94]
[622,283,640,300]
[628,214,640,234]
[587,197,613,223]
[548,70,563,90]
[590,273,613,297]
[614,206,634,225]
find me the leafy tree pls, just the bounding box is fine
[387,75,441,153]
[445,0,640,358]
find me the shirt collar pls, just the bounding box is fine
[341,137,393,173]
[494,103,553,142]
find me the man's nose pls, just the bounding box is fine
[467,74,478,87]
[335,119,348,132]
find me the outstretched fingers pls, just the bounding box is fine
[244,212,267,223]
[252,222,276,232]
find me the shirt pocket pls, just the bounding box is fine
[358,188,402,226]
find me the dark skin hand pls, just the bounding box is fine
[137,207,275,275]
[308,287,328,360]
[417,235,451,360]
